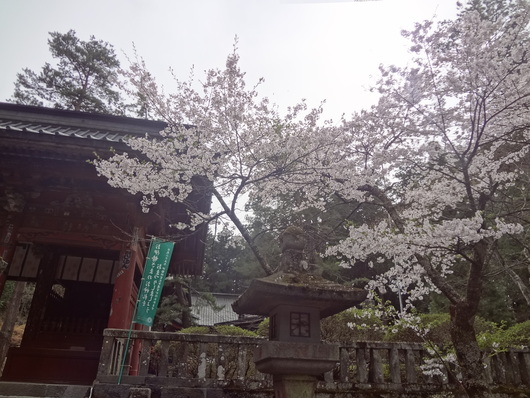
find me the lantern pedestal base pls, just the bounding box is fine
[255,341,337,397]
[255,341,338,376]
[273,374,318,398]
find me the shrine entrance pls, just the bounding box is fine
[2,245,118,384]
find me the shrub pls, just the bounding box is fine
[179,324,258,337]
[501,320,530,347]
[321,308,385,343]
[384,313,452,344]
[477,319,530,350]
[179,326,211,334]
[256,318,269,338]
[214,325,258,337]
[384,313,497,346]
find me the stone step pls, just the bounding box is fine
[0,382,91,398]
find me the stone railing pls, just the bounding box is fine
[95,329,530,397]
[327,342,530,396]
[96,329,269,389]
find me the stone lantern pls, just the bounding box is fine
[232,226,367,398]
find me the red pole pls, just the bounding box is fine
[108,227,147,377]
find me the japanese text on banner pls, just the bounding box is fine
[134,238,174,326]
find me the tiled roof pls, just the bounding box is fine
[0,120,129,142]
[0,102,168,145]
[191,293,241,326]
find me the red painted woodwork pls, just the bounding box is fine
[108,228,146,329]
[0,103,210,385]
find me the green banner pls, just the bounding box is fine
[134,238,175,327]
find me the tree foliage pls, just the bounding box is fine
[154,277,194,330]
[95,41,338,275]
[12,30,125,114]
[194,226,252,293]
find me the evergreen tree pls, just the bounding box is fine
[195,226,252,293]
[12,30,125,115]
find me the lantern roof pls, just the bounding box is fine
[232,271,367,319]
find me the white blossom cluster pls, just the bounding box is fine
[420,353,457,381]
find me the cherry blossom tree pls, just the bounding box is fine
[318,1,530,396]
[94,43,339,276]
[95,1,530,395]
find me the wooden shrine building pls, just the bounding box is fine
[0,103,210,384]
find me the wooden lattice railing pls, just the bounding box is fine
[96,328,530,395]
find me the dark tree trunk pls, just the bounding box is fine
[175,281,192,328]
[450,302,490,398]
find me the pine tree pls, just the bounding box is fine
[12,30,125,115]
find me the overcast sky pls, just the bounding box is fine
[0,0,459,121]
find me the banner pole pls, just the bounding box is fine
[117,301,139,385]
[117,237,155,385]
[116,237,174,384]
